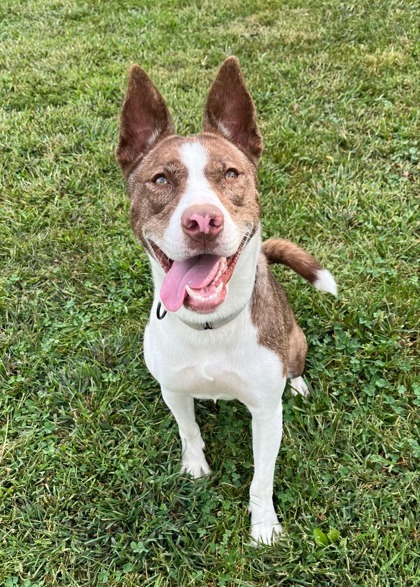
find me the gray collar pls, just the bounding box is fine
[156,302,246,330]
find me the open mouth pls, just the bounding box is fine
[150,240,246,313]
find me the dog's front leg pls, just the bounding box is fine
[248,398,284,546]
[161,388,211,479]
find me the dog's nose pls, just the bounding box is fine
[181,205,224,243]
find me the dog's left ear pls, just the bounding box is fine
[203,57,263,165]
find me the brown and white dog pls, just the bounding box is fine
[116,57,337,545]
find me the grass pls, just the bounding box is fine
[0,0,418,585]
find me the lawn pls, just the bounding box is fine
[0,0,418,585]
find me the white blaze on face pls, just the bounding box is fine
[162,141,241,260]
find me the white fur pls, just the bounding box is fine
[161,141,243,261]
[217,121,233,141]
[290,376,309,397]
[146,128,160,149]
[314,269,337,296]
[144,296,286,545]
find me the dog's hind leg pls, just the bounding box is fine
[290,376,309,397]
[161,388,211,478]
[288,322,309,397]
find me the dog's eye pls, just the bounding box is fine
[225,169,239,180]
[154,175,168,185]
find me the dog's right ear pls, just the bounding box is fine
[116,65,174,177]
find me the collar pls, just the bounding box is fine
[156,301,247,330]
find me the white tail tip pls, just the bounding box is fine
[314,269,337,296]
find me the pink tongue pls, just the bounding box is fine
[160,255,221,312]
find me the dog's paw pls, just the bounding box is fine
[181,436,211,478]
[249,503,282,546]
[181,459,211,479]
[250,519,283,546]
[290,376,309,397]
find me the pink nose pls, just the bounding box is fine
[181,205,224,244]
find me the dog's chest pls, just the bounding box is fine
[144,307,284,404]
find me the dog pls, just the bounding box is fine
[116,57,337,545]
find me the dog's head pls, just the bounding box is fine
[116,57,263,317]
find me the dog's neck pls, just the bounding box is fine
[149,227,262,328]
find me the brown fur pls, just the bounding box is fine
[203,56,263,165]
[251,254,307,377]
[199,133,260,233]
[288,323,308,378]
[262,238,322,284]
[116,65,175,177]
[128,136,187,250]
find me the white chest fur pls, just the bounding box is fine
[144,304,284,407]
[144,299,288,544]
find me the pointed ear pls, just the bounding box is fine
[203,57,262,164]
[116,65,174,177]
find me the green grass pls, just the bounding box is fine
[0,0,418,585]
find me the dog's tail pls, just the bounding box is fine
[262,238,337,295]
